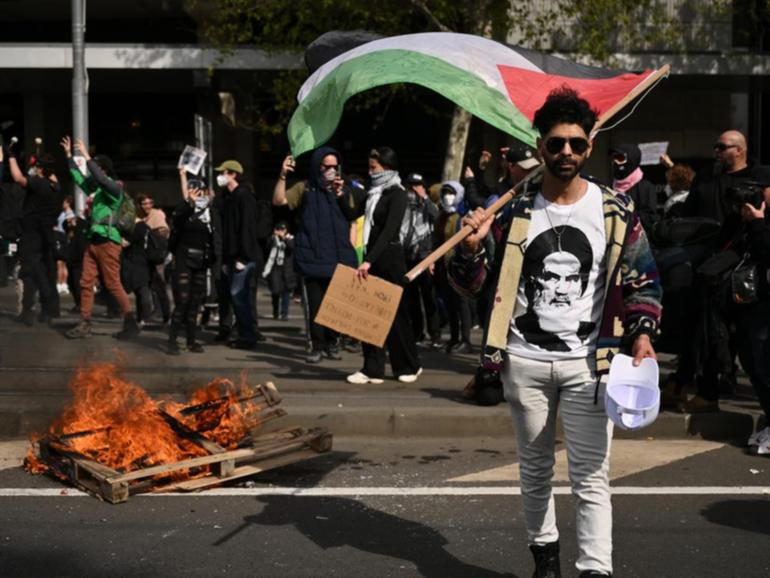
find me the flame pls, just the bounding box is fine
[25,363,265,479]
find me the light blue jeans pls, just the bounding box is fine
[502,353,613,575]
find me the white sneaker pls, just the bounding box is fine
[748,426,770,447]
[397,368,423,383]
[346,371,384,385]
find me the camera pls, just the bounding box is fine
[726,181,765,211]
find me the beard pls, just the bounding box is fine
[545,155,586,182]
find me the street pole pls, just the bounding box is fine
[72,0,88,215]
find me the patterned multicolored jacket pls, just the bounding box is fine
[448,183,662,376]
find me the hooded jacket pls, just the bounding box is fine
[293,146,358,279]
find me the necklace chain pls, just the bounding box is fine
[543,196,577,252]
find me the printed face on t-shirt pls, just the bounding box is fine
[530,248,586,334]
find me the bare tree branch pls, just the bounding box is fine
[408,0,452,32]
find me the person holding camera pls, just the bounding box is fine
[273,147,358,364]
[166,179,221,354]
[678,130,770,412]
[733,191,770,454]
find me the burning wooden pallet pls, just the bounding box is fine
[28,378,332,503]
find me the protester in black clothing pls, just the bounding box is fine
[610,143,662,235]
[64,211,87,312]
[0,147,24,288]
[121,219,155,324]
[737,195,770,455]
[215,159,271,350]
[467,142,539,209]
[7,146,61,326]
[166,183,222,355]
[677,130,770,412]
[262,221,296,321]
[400,173,441,348]
[339,147,421,384]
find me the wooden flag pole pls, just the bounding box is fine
[403,64,671,283]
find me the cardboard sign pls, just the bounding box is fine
[315,265,403,348]
[177,145,207,175]
[638,141,669,166]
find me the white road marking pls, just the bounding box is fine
[448,439,726,483]
[0,486,768,498]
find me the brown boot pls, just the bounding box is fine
[660,375,683,410]
[678,394,719,413]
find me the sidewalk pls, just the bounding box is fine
[0,284,764,441]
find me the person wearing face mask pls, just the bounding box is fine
[273,147,358,364]
[166,181,222,354]
[400,173,441,349]
[609,144,662,237]
[434,181,473,354]
[7,145,62,327]
[335,147,422,384]
[214,159,271,350]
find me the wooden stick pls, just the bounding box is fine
[404,64,671,283]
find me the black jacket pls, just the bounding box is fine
[219,182,271,265]
[683,163,770,247]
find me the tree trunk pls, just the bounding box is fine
[441,107,472,182]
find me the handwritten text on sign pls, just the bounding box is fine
[315,265,403,348]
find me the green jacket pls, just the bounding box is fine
[68,158,123,244]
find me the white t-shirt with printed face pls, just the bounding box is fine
[507,182,607,360]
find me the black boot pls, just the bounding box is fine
[530,541,561,578]
[166,324,181,355]
[115,312,141,340]
[186,325,203,353]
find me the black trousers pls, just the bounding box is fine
[302,276,337,352]
[404,258,440,341]
[361,244,420,378]
[19,226,57,316]
[172,259,208,343]
[150,265,171,321]
[436,267,471,344]
[735,301,770,419]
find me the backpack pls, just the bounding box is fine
[113,192,138,237]
[144,227,168,265]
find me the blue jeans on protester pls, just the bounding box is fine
[229,260,257,344]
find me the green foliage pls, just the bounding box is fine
[186,0,512,135]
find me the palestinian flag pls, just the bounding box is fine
[288,31,661,157]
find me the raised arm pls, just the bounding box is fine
[8,155,27,188]
[179,168,189,201]
[273,155,295,206]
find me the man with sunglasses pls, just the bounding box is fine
[450,87,662,578]
[676,131,770,413]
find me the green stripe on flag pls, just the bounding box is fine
[288,49,538,157]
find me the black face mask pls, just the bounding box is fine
[610,145,641,180]
[613,162,632,180]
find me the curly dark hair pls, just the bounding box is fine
[533,86,598,137]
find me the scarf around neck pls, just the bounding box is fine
[612,166,644,194]
[364,170,401,245]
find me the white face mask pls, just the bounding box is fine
[194,196,210,209]
[442,194,456,210]
[27,167,37,177]
[216,174,229,188]
[322,168,337,183]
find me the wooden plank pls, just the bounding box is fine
[158,410,226,455]
[106,448,257,485]
[159,449,325,492]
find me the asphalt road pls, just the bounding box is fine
[1,437,769,577]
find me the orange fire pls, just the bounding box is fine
[25,362,266,477]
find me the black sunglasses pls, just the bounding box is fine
[321,163,339,170]
[713,143,738,152]
[545,137,589,155]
